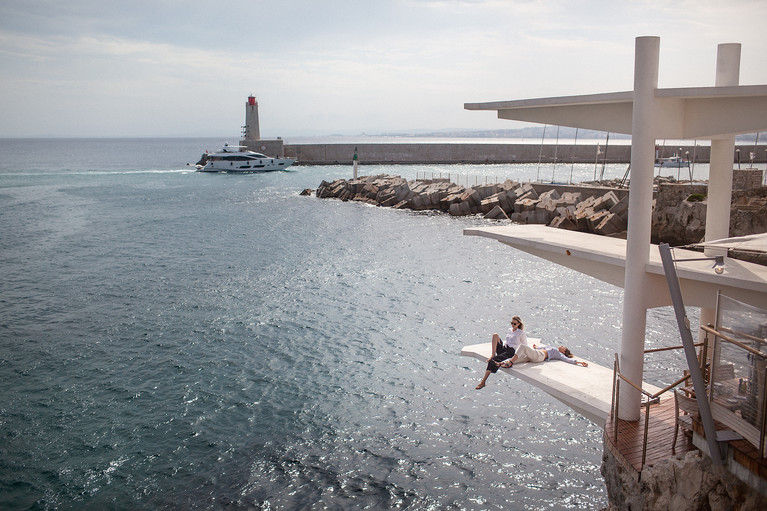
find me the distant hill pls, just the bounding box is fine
[379,127,629,140]
[379,127,763,142]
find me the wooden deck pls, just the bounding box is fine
[607,399,767,484]
[691,420,767,481]
[604,398,697,474]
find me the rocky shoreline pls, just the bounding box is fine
[310,174,630,236]
[601,443,767,511]
[306,174,767,254]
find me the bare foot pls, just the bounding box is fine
[475,383,486,390]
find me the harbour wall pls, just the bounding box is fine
[281,142,767,166]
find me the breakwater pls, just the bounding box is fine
[309,174,767,251]
[312,174,631,237]
[284,142,767,165]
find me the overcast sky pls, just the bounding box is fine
[1,0,765,139]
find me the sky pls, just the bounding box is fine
[1,0,766,139]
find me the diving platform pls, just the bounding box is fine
[461,341,662,425]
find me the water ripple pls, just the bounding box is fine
[0,152,631,509]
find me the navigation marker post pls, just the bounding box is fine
[353,147,358,179]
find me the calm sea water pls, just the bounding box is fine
[0,138,689,510]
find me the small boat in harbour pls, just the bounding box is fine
[654,154,690,168]
[195,143,295,172]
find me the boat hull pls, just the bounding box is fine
[654,156,690,168]
[654,161,690,168]
[199,158,295,172]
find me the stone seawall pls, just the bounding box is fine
[601,438,767,510]
[312,174,632,237]
[284,142,767,166]
[307,175,767,251]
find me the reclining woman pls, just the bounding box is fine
[475,316,528,390]
[499,343,589,368]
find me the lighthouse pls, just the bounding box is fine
[243,95,260,141]
[239,94,286,157]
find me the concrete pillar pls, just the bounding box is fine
[705,43,740,244]
[619,36,660,420]
[244,95,260,141]
[699,44,741,342]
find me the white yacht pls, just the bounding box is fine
[197,144,295,172]
[654,154,690,168]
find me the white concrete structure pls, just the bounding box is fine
[243,95,260,141]
[460,340,661,424]
[463,37,767,421]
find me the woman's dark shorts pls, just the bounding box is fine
[486,344,515,373]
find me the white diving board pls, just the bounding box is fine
[462,341,663,425]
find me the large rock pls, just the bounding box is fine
[515,197,539,212]
[652,200,707,245]
[449,201,472,216]
[515,183,539,200]
[593,212,627,236]
[479,195,501,214]
[549,215,578,230]
[497,190,518,213]
[593,190,620,211]
[601,447,767,511]
[484,205,509,220]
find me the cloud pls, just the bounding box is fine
[0,0,765,137]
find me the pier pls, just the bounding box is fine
[283,141,767,166]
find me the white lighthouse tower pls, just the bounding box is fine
[243,95,260,142]
[239,94,285,157]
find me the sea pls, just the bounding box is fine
[1,138,695,510]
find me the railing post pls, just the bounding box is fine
[641,401,651,470]
[761,368,767,458]
[613,354,621,442]
[610,353,618,419]
[709,333,718,403]
[701,329,710,381]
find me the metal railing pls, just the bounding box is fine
[610,340,705,473]
[610,324,767,476]
[702,324,767,458]
[414,171,526,187]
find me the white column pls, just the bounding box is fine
[705,43,740,244]
[699,44,741,341]
[619,36,660,420]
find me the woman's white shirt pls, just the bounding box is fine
[504,328,528,351]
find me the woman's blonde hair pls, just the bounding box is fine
[511,316,524,330]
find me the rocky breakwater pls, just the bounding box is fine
[653,183,767,246]
[311,174,629,237]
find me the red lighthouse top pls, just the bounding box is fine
[247,95,257,106]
